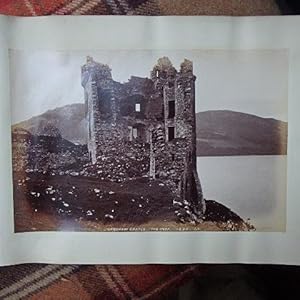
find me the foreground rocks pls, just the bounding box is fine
[14,173,174,225]
[14,172,254,232]
[12,129,254,232]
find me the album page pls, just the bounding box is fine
[0,15,300,265]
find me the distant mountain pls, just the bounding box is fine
[13,104,288,156]
[196,110,287,156]
[13,103,87,145]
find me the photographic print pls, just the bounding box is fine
[10,50,288,233]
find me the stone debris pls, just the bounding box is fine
[173,200,183,207]
[105,214,114,219]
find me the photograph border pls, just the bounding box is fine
[0,15,299,265]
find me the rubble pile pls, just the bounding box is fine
[12,129,89,175]
[12,127,178,183]
[81,140,150,181]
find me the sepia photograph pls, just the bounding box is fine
[10,49,288,233]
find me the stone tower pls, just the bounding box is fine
[150,57,196,149]
[151,57,205,218]
[176,59,197,163]
[81,56,118,164]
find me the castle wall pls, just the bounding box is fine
[85,80,98,164]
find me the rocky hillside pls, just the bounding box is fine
[13,103,87,145]
[196,110,287,156]
[13,104,288,156]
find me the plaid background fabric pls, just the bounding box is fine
[0,0,283,299]
[0,0,280,16]
[0,264,204,299]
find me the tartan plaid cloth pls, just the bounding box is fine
[0,0,280,299]
[0,0,280,16]
[0,264,204,299]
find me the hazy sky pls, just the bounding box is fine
[10,49,288,124]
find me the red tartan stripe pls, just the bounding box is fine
[0,0,157,15]
[28,0,69,15]
[0,0,12,7]
[0,0,32,16]
[0,0,97,15]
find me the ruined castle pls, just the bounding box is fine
[81,56,205,219]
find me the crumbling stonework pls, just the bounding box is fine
[81,56,206,220]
